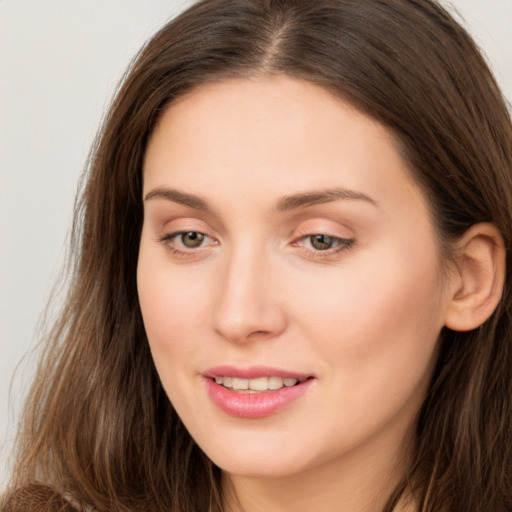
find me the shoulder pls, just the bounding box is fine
[1,483,80,512]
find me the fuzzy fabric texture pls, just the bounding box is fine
[1,484,80,512]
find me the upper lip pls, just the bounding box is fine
[203,365,313,380]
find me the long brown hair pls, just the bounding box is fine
[3,1,512,511]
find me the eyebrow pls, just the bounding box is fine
[144,185,379,212]
[144,187,212,212]
[277,187,379,211]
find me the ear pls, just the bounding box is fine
[444,223,506,332]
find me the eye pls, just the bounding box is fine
[178,231,206,248]
[160,230,216,253]
[308,234,338,251]
[303,234,353,251]
[291,232,354,259]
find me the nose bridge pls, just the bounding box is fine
[212,239,286,343]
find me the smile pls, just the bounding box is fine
[214,376,306,392]
[204,367,315,418]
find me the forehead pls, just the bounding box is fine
[143,75,424,217]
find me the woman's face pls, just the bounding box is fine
[138,76,452,480]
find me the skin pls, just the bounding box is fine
[137,75,456,512]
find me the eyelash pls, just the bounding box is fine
[159,231,217,258]
[292,233,354,259]
[159,231,354,259]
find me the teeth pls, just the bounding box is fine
[214,376,302,391]
[248,377,268,391]
[232,378,249,390]
[269,376,284,390]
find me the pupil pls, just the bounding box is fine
[182,232,204,248]
[311,234,332,250]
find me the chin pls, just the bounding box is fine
[214,456,305,479]
[194,430,319,479]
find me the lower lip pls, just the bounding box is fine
[205,378,314,418]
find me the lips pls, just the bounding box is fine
[203,366,315,418]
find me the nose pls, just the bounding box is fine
[211,246,287,344]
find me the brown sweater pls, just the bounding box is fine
[1,484,79,512]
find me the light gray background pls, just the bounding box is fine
[1,0,511,489]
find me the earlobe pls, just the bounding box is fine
[444,223,506,332]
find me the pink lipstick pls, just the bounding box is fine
[203,366,315,418]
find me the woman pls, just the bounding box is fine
[3,0,512,511]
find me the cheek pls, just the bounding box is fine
[137,250,211,367]
[307,230,444,340]
[137,256,212,424]
[289,241,445,397]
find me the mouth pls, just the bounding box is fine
[213,375,309,393]
[203,366,315,418]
